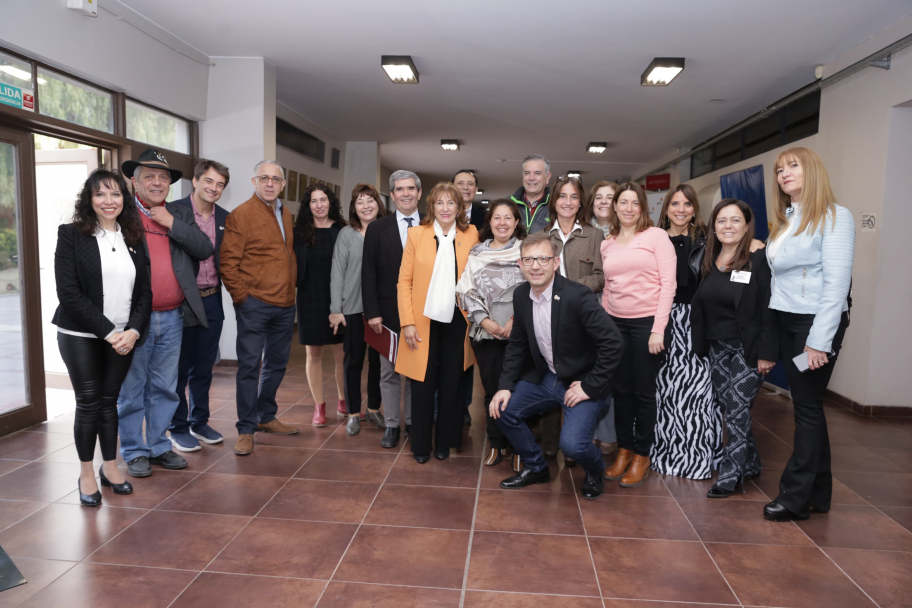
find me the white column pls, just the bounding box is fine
[341,142,380,216]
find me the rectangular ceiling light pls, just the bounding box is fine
[587,142,607,154]
[441,139,459,151]
[567,171,582,179]
[381,55,419,84]
[641,57,685,86]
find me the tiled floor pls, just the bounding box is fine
[2,345,912,607]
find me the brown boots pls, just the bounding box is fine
[620,455,651,487]
[604,449,651,487]
[605,448,633,480]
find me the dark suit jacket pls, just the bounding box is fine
[469,204,486,232]
[173,195,228,306]
[499,274,624,399]
[140,200,214,329]
[361,213,407,332]
[52,223,152,340]
[691,250,778,367]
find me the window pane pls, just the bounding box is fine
[37,68,113,133]
[744,112,782,159]
[714,131,742,171]
[691,147,714,179]
[126,100,190,154]
[0,140,27,414]
[784,90,820,144]
[0,51,33,91]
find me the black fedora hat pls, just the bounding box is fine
[121,148,183,184]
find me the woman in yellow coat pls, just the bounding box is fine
[397,182,479,463]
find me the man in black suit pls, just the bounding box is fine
[453,169,487,231]
[168,160,231,452]
[118,149,213,478]
[490,232,624,500]
[362,170,421,448]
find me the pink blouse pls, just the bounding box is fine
[600,226,677,334]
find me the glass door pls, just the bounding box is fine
[0,125,44,435]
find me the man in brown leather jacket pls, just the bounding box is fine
[220,160,300,455]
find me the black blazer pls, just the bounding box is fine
[691,249,778,367]
[52,223,152,340]
[294,222,343,345]
[172,194,228,285]
[469,204,486,231]
[499,274,624,399]
[361,213,408,332]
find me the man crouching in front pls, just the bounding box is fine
[489,231,624,500]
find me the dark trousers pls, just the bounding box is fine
[409,310,467,455]
[776,310,849,516]
[496,371,608,474]
[472,338,510,450]
[612,315,664,457]
[171,293,224,433]
[343,313,381,415]
[235,296,296,435]
[58,333,134,462]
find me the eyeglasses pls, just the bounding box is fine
[520,256,555,267]
[256,175,285,185]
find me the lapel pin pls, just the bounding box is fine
[128,247,134,252]
[554,295,560,301]
[219,226,225,230]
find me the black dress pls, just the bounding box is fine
[298,228,343,346]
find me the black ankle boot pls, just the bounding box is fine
[99,465,133,495]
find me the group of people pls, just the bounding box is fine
[55,145,854,522]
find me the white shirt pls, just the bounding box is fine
[550,222,582,278]
[395,209,420,248]
[58,223,138,340]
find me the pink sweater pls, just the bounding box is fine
[600,226,677,334]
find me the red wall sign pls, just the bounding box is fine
[646,173,671,191]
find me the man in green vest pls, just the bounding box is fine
[510,154,552,234]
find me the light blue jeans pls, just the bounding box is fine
[117,308,183,462]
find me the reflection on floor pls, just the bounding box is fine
[1,343,912,607]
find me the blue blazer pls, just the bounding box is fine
[173,195,228,312]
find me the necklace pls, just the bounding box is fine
[102,228,118,252]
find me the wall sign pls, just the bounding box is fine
[861,213,876,232]
[645,173,671,191]
[0,83,34,111]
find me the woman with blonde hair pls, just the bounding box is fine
[397,182,480,463]
[650,184,720,479]
[763,147,854,522]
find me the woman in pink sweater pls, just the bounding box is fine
[601,182,676,487]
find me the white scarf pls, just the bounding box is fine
[423,220,458,323]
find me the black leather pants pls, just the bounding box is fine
[58,333,134,462]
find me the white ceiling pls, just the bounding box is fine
[121,0,911,199]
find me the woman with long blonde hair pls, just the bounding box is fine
[762,147,854,522]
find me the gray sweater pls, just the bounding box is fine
[330,225,367,316]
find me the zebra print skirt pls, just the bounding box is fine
[651,303,722,479]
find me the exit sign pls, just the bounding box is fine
[646,173,671,191]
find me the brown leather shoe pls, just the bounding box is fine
[234,434,254,455]
[604,448,633,480]
[620,454,651,487]
[257,419,300,435]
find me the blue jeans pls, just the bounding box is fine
[235,296,295,435]
[117,308,184,462]
[496,371,608,474]
[171,293,224,433]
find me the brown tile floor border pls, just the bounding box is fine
[707,543,876,608]
[207,517,357,579]
[334,525,470,589]
[259,478,380,524]
[365,484,476,530]
[467,531,601,597]
[18,562,198,608]
[319,582,461,608]
[825,547,912,608]
[589,537,737,604]
[170,571,325,608]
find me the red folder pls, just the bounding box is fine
[363,316,399,364]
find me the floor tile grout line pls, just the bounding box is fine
[568,464,607,608]
[165,414,346,608]
[660,474,745,607]
[310,422,410,607]
[0,500,55,534]
[457,434,487,608]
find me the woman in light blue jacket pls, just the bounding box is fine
[762,147,855,523]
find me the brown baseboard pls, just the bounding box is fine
[825,389,912,417]
[214,359,238,368]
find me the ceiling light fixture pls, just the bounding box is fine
[381,55,419,84]
[567,171,582,179]
[641,57,685,86]
[441,139,459,151]
[0,65,45,84]
[481,199,490,205]
[476,189,483,195]
[587,142,607,154]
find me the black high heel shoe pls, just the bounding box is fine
[78,478,102,507]
[99,465,133,495]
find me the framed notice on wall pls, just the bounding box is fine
[287,170,298,202]
[299,174,308,198]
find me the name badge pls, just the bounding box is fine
[730,270,751,284]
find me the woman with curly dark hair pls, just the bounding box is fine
[53,169,151,506]
[294,183,347,426]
